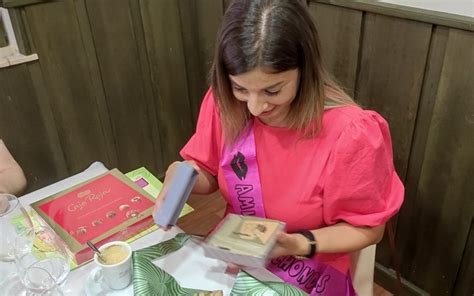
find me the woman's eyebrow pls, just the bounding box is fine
[230,79,285,90]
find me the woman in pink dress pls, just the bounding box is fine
[155,0,404,294]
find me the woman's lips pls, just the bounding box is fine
[260,107,276,116]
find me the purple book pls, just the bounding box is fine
[154,162,198,227]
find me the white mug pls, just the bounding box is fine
[93,241,132,290]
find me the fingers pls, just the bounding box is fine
[225,263,242,275]
[275,231,292,244]
[152,161,182,231]
[269,232,300,258]
[153,160,199,231]
[186,160,202,172]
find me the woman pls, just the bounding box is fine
[0,139,27,213]
[0,139,26,196]
[155,0,404,294]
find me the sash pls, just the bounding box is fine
[221,120,357,296]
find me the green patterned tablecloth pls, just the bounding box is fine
[133,233,307,296]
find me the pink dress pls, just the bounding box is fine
[181,89,404,274]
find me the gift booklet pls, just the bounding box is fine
[203,214,285,269]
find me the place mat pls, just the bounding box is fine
[133,233,306,295]
[133,233,222,296]
[231,271,307,295]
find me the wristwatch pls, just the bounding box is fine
[296,230,317,258]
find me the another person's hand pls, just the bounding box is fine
[152,160,201,230]
[0,139,27,196]
[0,194,9,214]
[268,232,311,259]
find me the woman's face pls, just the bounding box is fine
[229,67,299,127]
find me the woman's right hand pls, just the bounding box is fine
[152,160,201,230]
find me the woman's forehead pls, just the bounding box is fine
[229,67,298,88]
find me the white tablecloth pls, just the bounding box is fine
[0,162,236,295]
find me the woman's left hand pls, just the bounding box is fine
[269,232,310,258]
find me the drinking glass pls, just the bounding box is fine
[0,193,34,262]
[14,226,71,295]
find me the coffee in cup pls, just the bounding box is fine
[94,241,132,290]
[99,244,129,265]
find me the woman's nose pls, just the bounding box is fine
[247,95,267,116]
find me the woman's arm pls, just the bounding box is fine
[185,160,219,194]
[0,140,27,195]
[270,222,385,258]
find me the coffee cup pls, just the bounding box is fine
[93,241,132,290]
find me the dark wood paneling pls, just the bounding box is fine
[399,28,474,295]
[72,0,118,170]
[223,0,232,12]
[84,0,161,173]
[375,263,429,295]
[24,0,115,173]
[309,2,362,96]
[356,13,431,181]
[453,219,474,295]
[128,0,164,175]
[178,0,222,123]
[395,26,449,293]
[140,0,195,167]
[0,63,67,191]
[355,13,432,268]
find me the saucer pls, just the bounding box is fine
[84,267,133,296]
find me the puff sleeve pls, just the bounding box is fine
[323,111,404,227]
[180,88,222,176]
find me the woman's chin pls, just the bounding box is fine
[258,115,287,127]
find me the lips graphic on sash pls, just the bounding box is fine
[231,152,248,180]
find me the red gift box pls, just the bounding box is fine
[32,169,156,265]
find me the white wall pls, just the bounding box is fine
[378,0,474,18]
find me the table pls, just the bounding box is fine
[0,162,236,295]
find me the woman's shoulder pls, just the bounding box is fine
[323,105,387,130]
[321,105,390,144]
[201,87,217,108]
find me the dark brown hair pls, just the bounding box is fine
[211,0,356,143]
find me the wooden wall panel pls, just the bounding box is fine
[223,0,232,12]
[140,0,195,168]
[127,0,164,175]
[24,0,115,173]
[354,13,432,269]
[309,3,362,96]
[84,0,161,173]
[356,13,431,182]
[453,219,474,295]
[178,0,222,123]
[0,63,67,191]
[395,26,449,294]
[398,28,474,294]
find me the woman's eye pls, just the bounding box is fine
[265,90,280,96]
[233,87,247,93]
